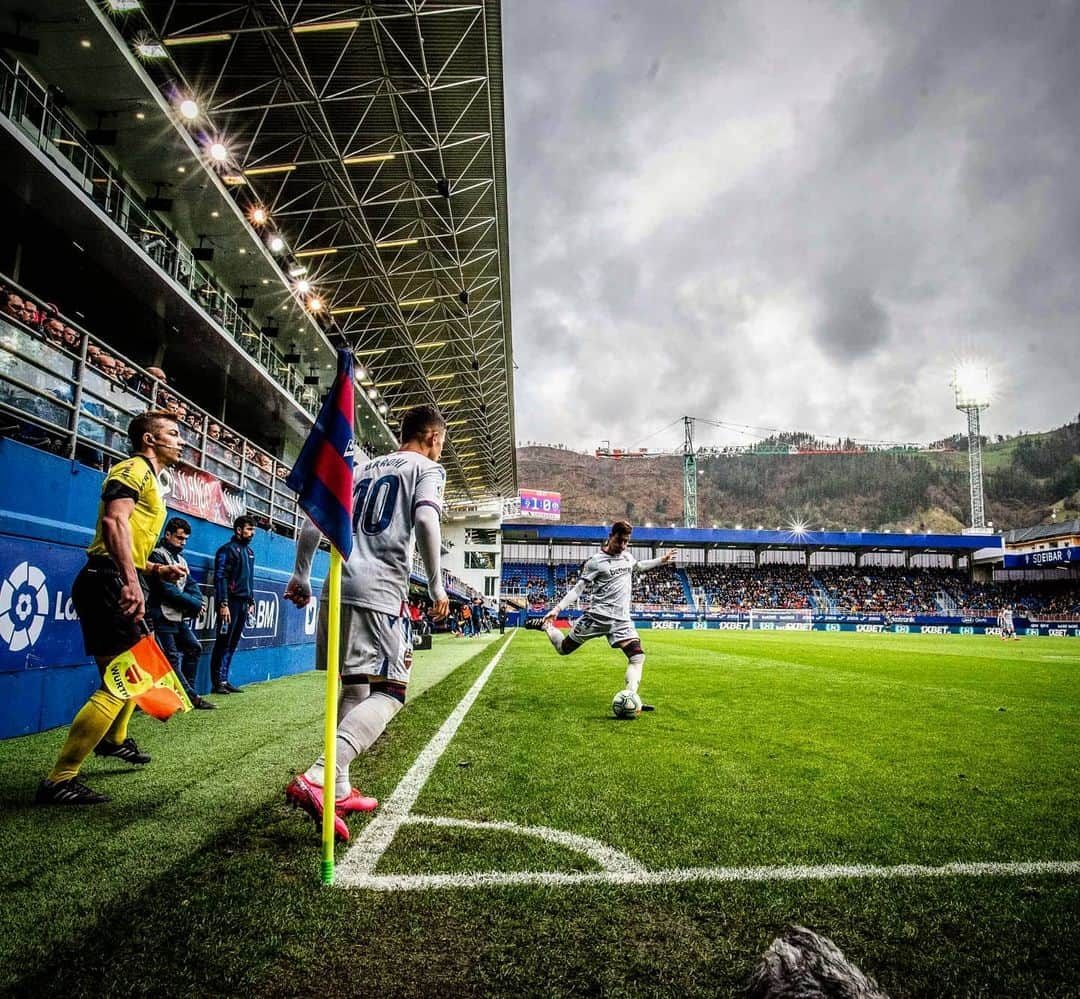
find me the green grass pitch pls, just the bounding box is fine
[1,629,1077,996]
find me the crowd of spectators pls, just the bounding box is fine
[945,577,1080,617]
[811,566,952,615]
[632,566,688,607]
[502,563,550,606]
[511,559,1079,620]
[685,564,813,611]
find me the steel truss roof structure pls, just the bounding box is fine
[128,0,516,500]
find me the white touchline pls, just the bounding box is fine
[336,859,1080,893]
[338,629,518,879]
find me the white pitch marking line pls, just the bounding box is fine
[335,859,1080,893]
[402,814,645,873]
[338,630,518,879]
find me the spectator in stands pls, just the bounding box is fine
[209,515,256,694]
[43,318,65,345]
[148,517,214,710]
[35,410,187,805]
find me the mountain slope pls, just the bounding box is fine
[516,421,1080,531]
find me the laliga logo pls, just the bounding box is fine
[0,561,49,652]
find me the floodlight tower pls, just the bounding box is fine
[683,415,697,528]
[953,364,992,529]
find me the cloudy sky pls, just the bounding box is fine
[503,0,1080,454]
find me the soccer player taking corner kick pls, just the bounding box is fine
[529,520,676,713]
[282,404,449,841]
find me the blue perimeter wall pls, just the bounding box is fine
[0,438,329,739]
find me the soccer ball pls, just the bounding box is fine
[611,689,642,719]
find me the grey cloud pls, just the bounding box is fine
[505,0,1080,452]
[813,280,892,361]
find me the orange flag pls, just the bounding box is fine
[101,633,193,720]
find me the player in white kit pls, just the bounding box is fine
[283,404,449,841]
[531,520,676,712]
[998,604,1018,640]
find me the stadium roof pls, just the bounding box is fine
[502,523,1005,556]
[1005,518,1080,545]
[98,0,516,500]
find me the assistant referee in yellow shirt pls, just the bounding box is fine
[36,411,188,805]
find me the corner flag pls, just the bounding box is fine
[284,346,356,884]
[286,348,356,558]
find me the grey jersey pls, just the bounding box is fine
[340,450,445,614]
[579,550,637,620]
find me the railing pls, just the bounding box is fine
[0,53,320,418]
[0,289,303,536]
[0,288,484,602]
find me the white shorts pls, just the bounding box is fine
[317,601,413,684]
[566,613,639,648]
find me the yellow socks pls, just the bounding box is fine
[104,699,136,746]
[47,690,126,784]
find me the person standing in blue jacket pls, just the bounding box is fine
[209,515,255,693]
[148,517,214,710]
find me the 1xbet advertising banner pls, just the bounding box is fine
[0,536,315,673]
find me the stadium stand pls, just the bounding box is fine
[0,277,484,604]
[516,561,1080,621]
[686,564,814,611]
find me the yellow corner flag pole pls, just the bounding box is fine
[321,547,343,885]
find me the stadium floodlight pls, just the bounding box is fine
[307,297,324,312]
[108,0,142,10]
[268,235,285,253]
[134,39,167,59]
[952,363,992,529]
[953,364,992,409]
[208,141,229,162]
[178,98,199,120]
[249,205,269,226]
[378,403,388,415]
[295,279,311,294]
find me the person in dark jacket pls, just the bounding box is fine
[148,517,214,710]
[209,515,255,693]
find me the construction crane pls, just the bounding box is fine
[594,417,700,527]
[683,416,697,528]
[594,415,956,528]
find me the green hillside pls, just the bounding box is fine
[517,419,1080,531]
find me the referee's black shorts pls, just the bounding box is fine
[71,555,151,659]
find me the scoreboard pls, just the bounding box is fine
[518,489,561,520]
